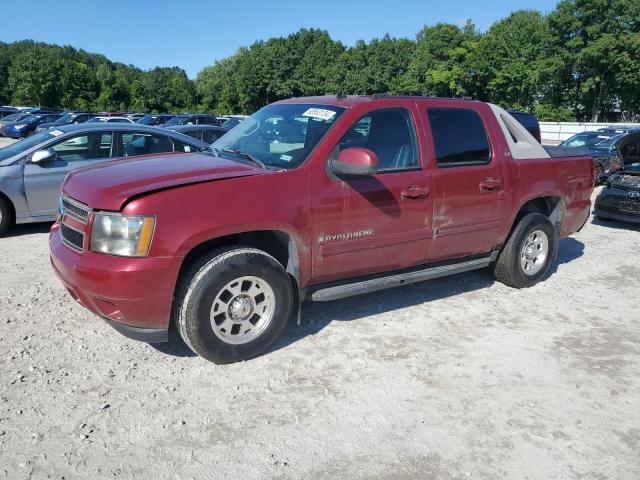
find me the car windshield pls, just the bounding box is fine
[164,115,189,126]
[562,133,616,148]
[211,103,345,169]
[52,113,75,124]
[18,115,40,123]
[136,115,157,125]
[2,113,29,122]
[0,131,56,161]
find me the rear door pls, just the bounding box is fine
[425,105,504,261]
[23,131,114,217]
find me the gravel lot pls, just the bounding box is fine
[0,135,639,478]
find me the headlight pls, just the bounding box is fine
[90,213,155,257]
[14,124,26,129]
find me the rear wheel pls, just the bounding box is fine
[493,213,557,288]
[0,196,13,236]
[174,247,293,364]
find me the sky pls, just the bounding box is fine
[0,0,560,78]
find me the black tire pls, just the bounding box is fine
[174,247,293,364]
[595,163,604,184]
[25,130,33,137]
[493,213,557,289]
[0,196,13,236]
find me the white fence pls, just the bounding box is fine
[540,122,640,145]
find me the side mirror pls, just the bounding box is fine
[31,148,56,164]
[331,147,378,177]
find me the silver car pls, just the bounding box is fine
[0,123,208,235]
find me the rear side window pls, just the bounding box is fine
[427,108,491,167]
[121,132,173,156]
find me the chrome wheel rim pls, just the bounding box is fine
[210,275,275,345]
[520,229,549,276]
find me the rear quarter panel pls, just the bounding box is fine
[499,155,594,242]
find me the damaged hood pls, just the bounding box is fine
[63,152,271,211]
[609,164,640,190]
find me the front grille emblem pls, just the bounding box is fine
[627,191,640,199]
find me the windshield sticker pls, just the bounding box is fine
[280,154,293,161]
[302,108,337,121]
[50,130,64,136]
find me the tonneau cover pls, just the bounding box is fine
[544,146,591,158]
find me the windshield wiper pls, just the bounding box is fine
[221,148,268,169]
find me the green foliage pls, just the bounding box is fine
[2,1,639,121]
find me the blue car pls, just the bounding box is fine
[1,113,61,138]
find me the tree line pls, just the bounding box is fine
[1,0,638,122]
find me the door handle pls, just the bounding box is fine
[479,178,502,191]
[401,185,429,199]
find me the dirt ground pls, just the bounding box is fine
[0,151,639,478]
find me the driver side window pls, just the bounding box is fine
[338,108,419,172]
[51,132,113,162]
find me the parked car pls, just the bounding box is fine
[0,124,209,235]
[594,164,640,223]
[1,113,62,138]
[136,114,175,126]
[508,110,541,142]
[0,107,18,119]
[86,116,135,124]
[166,125,229,143]
[0,112,33,132]
[36,112,96,133]
[49,95,594,364]
[561,131,626,183]
[160,114,219,127]
[221,117,244,129]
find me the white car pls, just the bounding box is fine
[86,116,134,124]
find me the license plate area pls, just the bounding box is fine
[619,201,640,213]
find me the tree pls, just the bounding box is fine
[548,0,640,121]
[398,22,478,97]
[8,44,60,107]
[469,11,550,110]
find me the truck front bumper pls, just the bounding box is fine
[49,223,177,343]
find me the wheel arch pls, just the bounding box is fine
[0,189,16,225]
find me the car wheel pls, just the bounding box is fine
[0,196,13,236]
[25,130,33,137]
[493,213,557,288]
[174,247,293,364]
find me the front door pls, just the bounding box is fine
[311,106,434,284]
[425,106,504,261]
[24,131,114,217]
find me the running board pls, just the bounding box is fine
[309,251,499,302]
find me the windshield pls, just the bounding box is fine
[19,115,40,123]
[0,131,56,161]
[2,113,29,122]
[136,115,157,125]
[52,113,75,124]
[164,115,189,126]
[211,103,345,169]
[562,133,615,148]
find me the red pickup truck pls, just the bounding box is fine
[49,95,594,364]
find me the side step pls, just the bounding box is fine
[309,251,499,302]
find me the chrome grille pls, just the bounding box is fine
[60,223,84,252]
[61,196,90,224]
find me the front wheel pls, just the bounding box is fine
[493,213,557,288]
[174,247,293,364]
